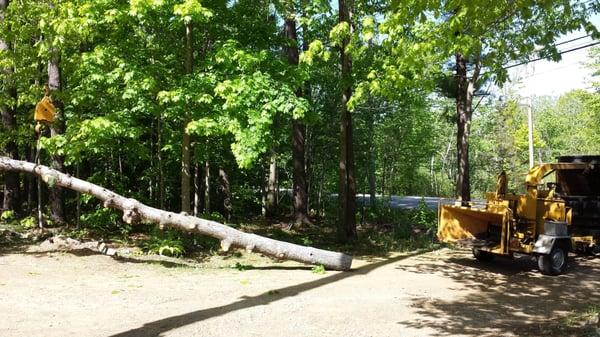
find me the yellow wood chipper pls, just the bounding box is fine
[438,156,600,275]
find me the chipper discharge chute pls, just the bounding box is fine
[438,156,600,275]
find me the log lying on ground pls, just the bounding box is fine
[0,157,353,271]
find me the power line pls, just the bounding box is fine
[503,40,600,70]
[554,34,592,47]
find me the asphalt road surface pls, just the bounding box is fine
[357,195,443,210]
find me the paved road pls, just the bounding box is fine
[356,195,443,210]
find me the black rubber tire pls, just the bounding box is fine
[538,246,568,275]
[473,248,494,262]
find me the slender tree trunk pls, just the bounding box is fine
[48,49,65,224]
[218,167,231,222]
[180,22,193,213]
[292,119,309,224]
[265,150,277,217]
[337,0,357,242]
[284,10,310,226]
[455,52,470,203]
[158,112,165,209]
[366,112,376,208]
[1,0,21,214]
[381,156,386,197]
[455,51,480,204]
[204,159,210,213]
[25,145,35,212]
[193,163,200,216]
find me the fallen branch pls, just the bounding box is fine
[0,157,353,271]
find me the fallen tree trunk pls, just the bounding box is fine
[0,157,353,271]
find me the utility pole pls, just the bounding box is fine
[527,96,534,169]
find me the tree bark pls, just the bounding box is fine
[265,150,277,217]
[366,110,376,208]
[455,51,481,204]
[180,22,193,213]
[1,0,21,214]
[455,52,469,203]
[337,0,357,242]
[48,49,65,224]
[284,10,310,226]
[193,163,200,216]
[0,156,353,270]
[218,167,232,222]
[204,159,210,212]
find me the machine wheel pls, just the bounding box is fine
[473,248,494,262]
[538,246,568,275]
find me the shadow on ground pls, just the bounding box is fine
[106,251,428,337]
[395,250,600,337]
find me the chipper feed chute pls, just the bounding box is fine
[437,203,509,252]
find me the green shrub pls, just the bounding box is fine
[1,210,15,222]
[19,216,37,229]
[200,211,225,223]
[409,198,437,230]
[141,228,186,257]
[79,206,131,237]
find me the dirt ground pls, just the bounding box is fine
[1,245,599,337]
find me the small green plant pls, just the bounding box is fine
[64,227,92,240]
[1,210,15,222]
[411,198,437,230]
[19,216,37,229]
[201,211,226,223]
[301,236,313,246]
[80,206,123,235]
[564,304,600,327]
[311,264,326,274]
[232,262,253,271]
[141,228,186,257]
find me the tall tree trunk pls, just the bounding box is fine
[455,52,470,203]
[284,9,310,226]
[455,51,480,204]
[265,150,277,217]
[366,111,376,208]
[180,22,193,213]
[48,49,65,224]
[158,112,165,209]
[193,163,200,216]
[381,155,386,197]
[1,0,21,214]
[337,0,357,242]
[218,167,231,222]
[204,159,210,213]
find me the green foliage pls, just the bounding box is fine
[311,264,326,274]
[79,206,130,237]
[2,0,599,258]
[232,262,252,271]
[0,210,15,222]
[411,199,436,231]
[19,216,37,230]
[141,228,186,257]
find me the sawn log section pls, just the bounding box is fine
[0,157,353,271]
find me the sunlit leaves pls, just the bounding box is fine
[173,0,212,23]
[329,22,351,47]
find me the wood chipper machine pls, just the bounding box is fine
[438,155,600,275]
